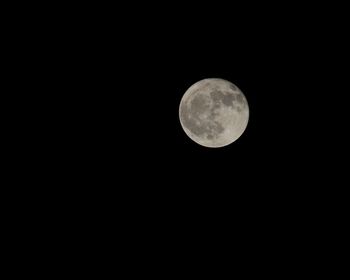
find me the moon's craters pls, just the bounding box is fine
[210,90,241,110]
[190,94,210,116]
[180,98,224,139]
[179,78,249,147]
[230,84,237,91]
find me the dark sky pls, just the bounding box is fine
[49,3,344,209]
[27,3,346,264]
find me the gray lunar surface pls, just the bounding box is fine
[179,78,249,148]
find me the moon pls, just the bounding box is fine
[179,78,249,148]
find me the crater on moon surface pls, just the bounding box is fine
[180,101,224,139]
[210,90,236,108]
[190,94,210,115]
[230,84,237,91]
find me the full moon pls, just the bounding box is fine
[179,78,249,148]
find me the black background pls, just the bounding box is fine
[11,2,347,271]
[48,5,339,195]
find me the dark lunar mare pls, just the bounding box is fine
[210,90,236,108]
[236,93,244,104]
[190,94,209,115]
[180,94,224,138]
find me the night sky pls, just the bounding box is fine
[51,3,343,217]
[24,3,346,268]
